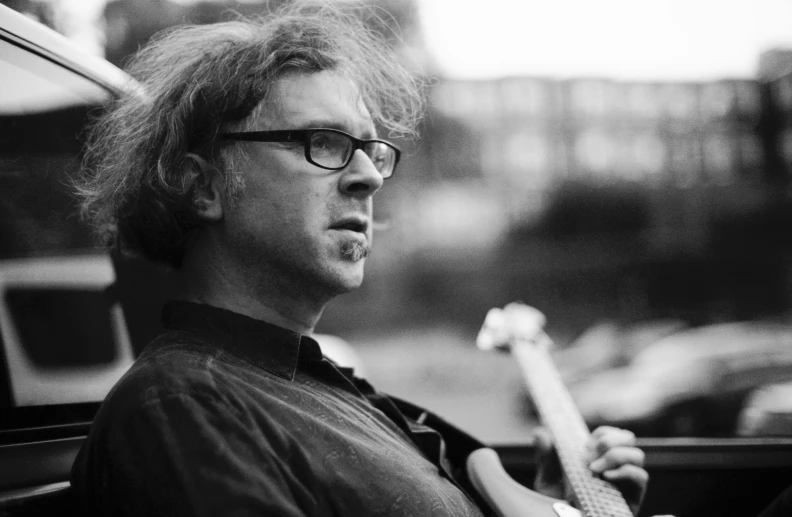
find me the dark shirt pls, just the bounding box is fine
[71,301,486,517]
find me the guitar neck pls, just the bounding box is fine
[512,335,634,517]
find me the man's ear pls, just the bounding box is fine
[185,153,224,222]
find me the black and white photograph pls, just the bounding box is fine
[1,1,792,515]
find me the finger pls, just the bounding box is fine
[587,427,637,459]
[589,445,646,473]
[601,463,649,487]
[601,463,649,514]
[591,425,628,438]
[590,426,637,447]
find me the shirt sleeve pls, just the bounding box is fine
[72,390,328,517]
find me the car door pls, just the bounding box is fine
[0,5,135,513]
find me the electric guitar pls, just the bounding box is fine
[466,303,634,517]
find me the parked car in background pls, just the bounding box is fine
[560,320,792,436]
[737,381,792,436]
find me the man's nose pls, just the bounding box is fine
[338,149,384,197]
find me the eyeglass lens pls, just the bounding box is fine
[308,131,394,175]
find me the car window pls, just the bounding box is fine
[0,38,133,435]
[0,38,111,258]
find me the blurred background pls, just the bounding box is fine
[3,0,792,443]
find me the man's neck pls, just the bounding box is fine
[178,290,323,335]
[177,243,326,335]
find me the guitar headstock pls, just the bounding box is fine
[476,302,549,353]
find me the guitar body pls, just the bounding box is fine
[467,448,581,517]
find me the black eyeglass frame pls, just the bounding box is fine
[221,128,401,178]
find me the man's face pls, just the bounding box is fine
[221,70,384,301]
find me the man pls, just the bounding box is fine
[71,3,649,516]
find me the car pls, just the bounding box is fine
[561,319,792,436]
[737,381,792,436]
[0,4,138,513]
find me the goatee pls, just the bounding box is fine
[341,242,370,261]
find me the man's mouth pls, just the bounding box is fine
[330,218,368,235]
[331,217,371,261]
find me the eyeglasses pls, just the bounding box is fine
[221,128,401,179]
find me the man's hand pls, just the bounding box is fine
[533,425,648,515]
[586,426,647,515]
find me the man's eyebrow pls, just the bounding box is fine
[295,120,376,139]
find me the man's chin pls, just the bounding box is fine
[319,241,368,294]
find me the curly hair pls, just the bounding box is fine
[75,1,425,268]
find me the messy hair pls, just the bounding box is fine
[75,1,424,268]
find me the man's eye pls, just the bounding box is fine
[311,135,331,150]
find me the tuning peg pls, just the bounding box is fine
[477,303,549,353]
[503,303,546,338]
[476,308,508,351]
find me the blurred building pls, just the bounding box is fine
[362,67,792,335]
[431,76,766,192]
[763,53,792,181]
[758,48,792,81]
[400,74,772,262]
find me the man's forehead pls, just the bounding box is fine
[257,71,376,136]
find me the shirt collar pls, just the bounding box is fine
[161,300,323,381]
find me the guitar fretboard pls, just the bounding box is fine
[512,335,634,517]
